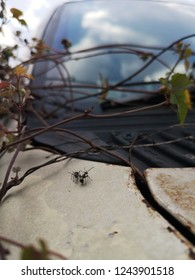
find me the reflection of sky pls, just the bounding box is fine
[37,0,195,105]
[54,1,195,50]
[3,0,195,53]
[43,0,195,95]
[80,10,139,46]
[53,1,162,50]
[2,0,195,107]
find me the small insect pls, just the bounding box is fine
[69,171,80,183]
[69,167,94,185]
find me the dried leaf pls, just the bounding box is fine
[13,66,33,79]
[10,8,27,27]
[10,8,23,19]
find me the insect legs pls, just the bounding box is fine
[69,167,94,185]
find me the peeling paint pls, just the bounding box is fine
[127,169,135,189]
[166,226,192,247]
[142,198,155,211]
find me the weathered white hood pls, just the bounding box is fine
[0,149,194,259]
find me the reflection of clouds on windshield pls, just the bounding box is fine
[74,1,173,51]
[69,0,195,53]
[145,63,186,83]
[53,0,195,87]
[72,3,160,50]
[120,59,142,79]
[81,9,137,44]
[67,53,113,83]
[67,0,195,86]
[82,10,108,28]
[74,0,195,86]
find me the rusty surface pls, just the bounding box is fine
[145,168,195,235]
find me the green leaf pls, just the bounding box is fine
[170,73,191,90]
[10,8,27,27]
[18,18,27,27]
[178,102,188,125]
[169,73,192,124]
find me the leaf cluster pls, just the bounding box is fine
[10,8,27,27]
[21,239,52,260]
[160,73,192,124]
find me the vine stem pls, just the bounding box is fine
[0,126,26,201]
[1,100,168,153]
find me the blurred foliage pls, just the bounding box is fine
[0,237,67,260]
[159,41,193,124]
[21,239,52,260]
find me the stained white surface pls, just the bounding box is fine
[145,167,195,235]
[0,150,193,259]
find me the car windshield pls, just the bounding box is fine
[28,0,195,171]
[31,0,195,113]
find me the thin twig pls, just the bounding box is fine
[0,126,26,201]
